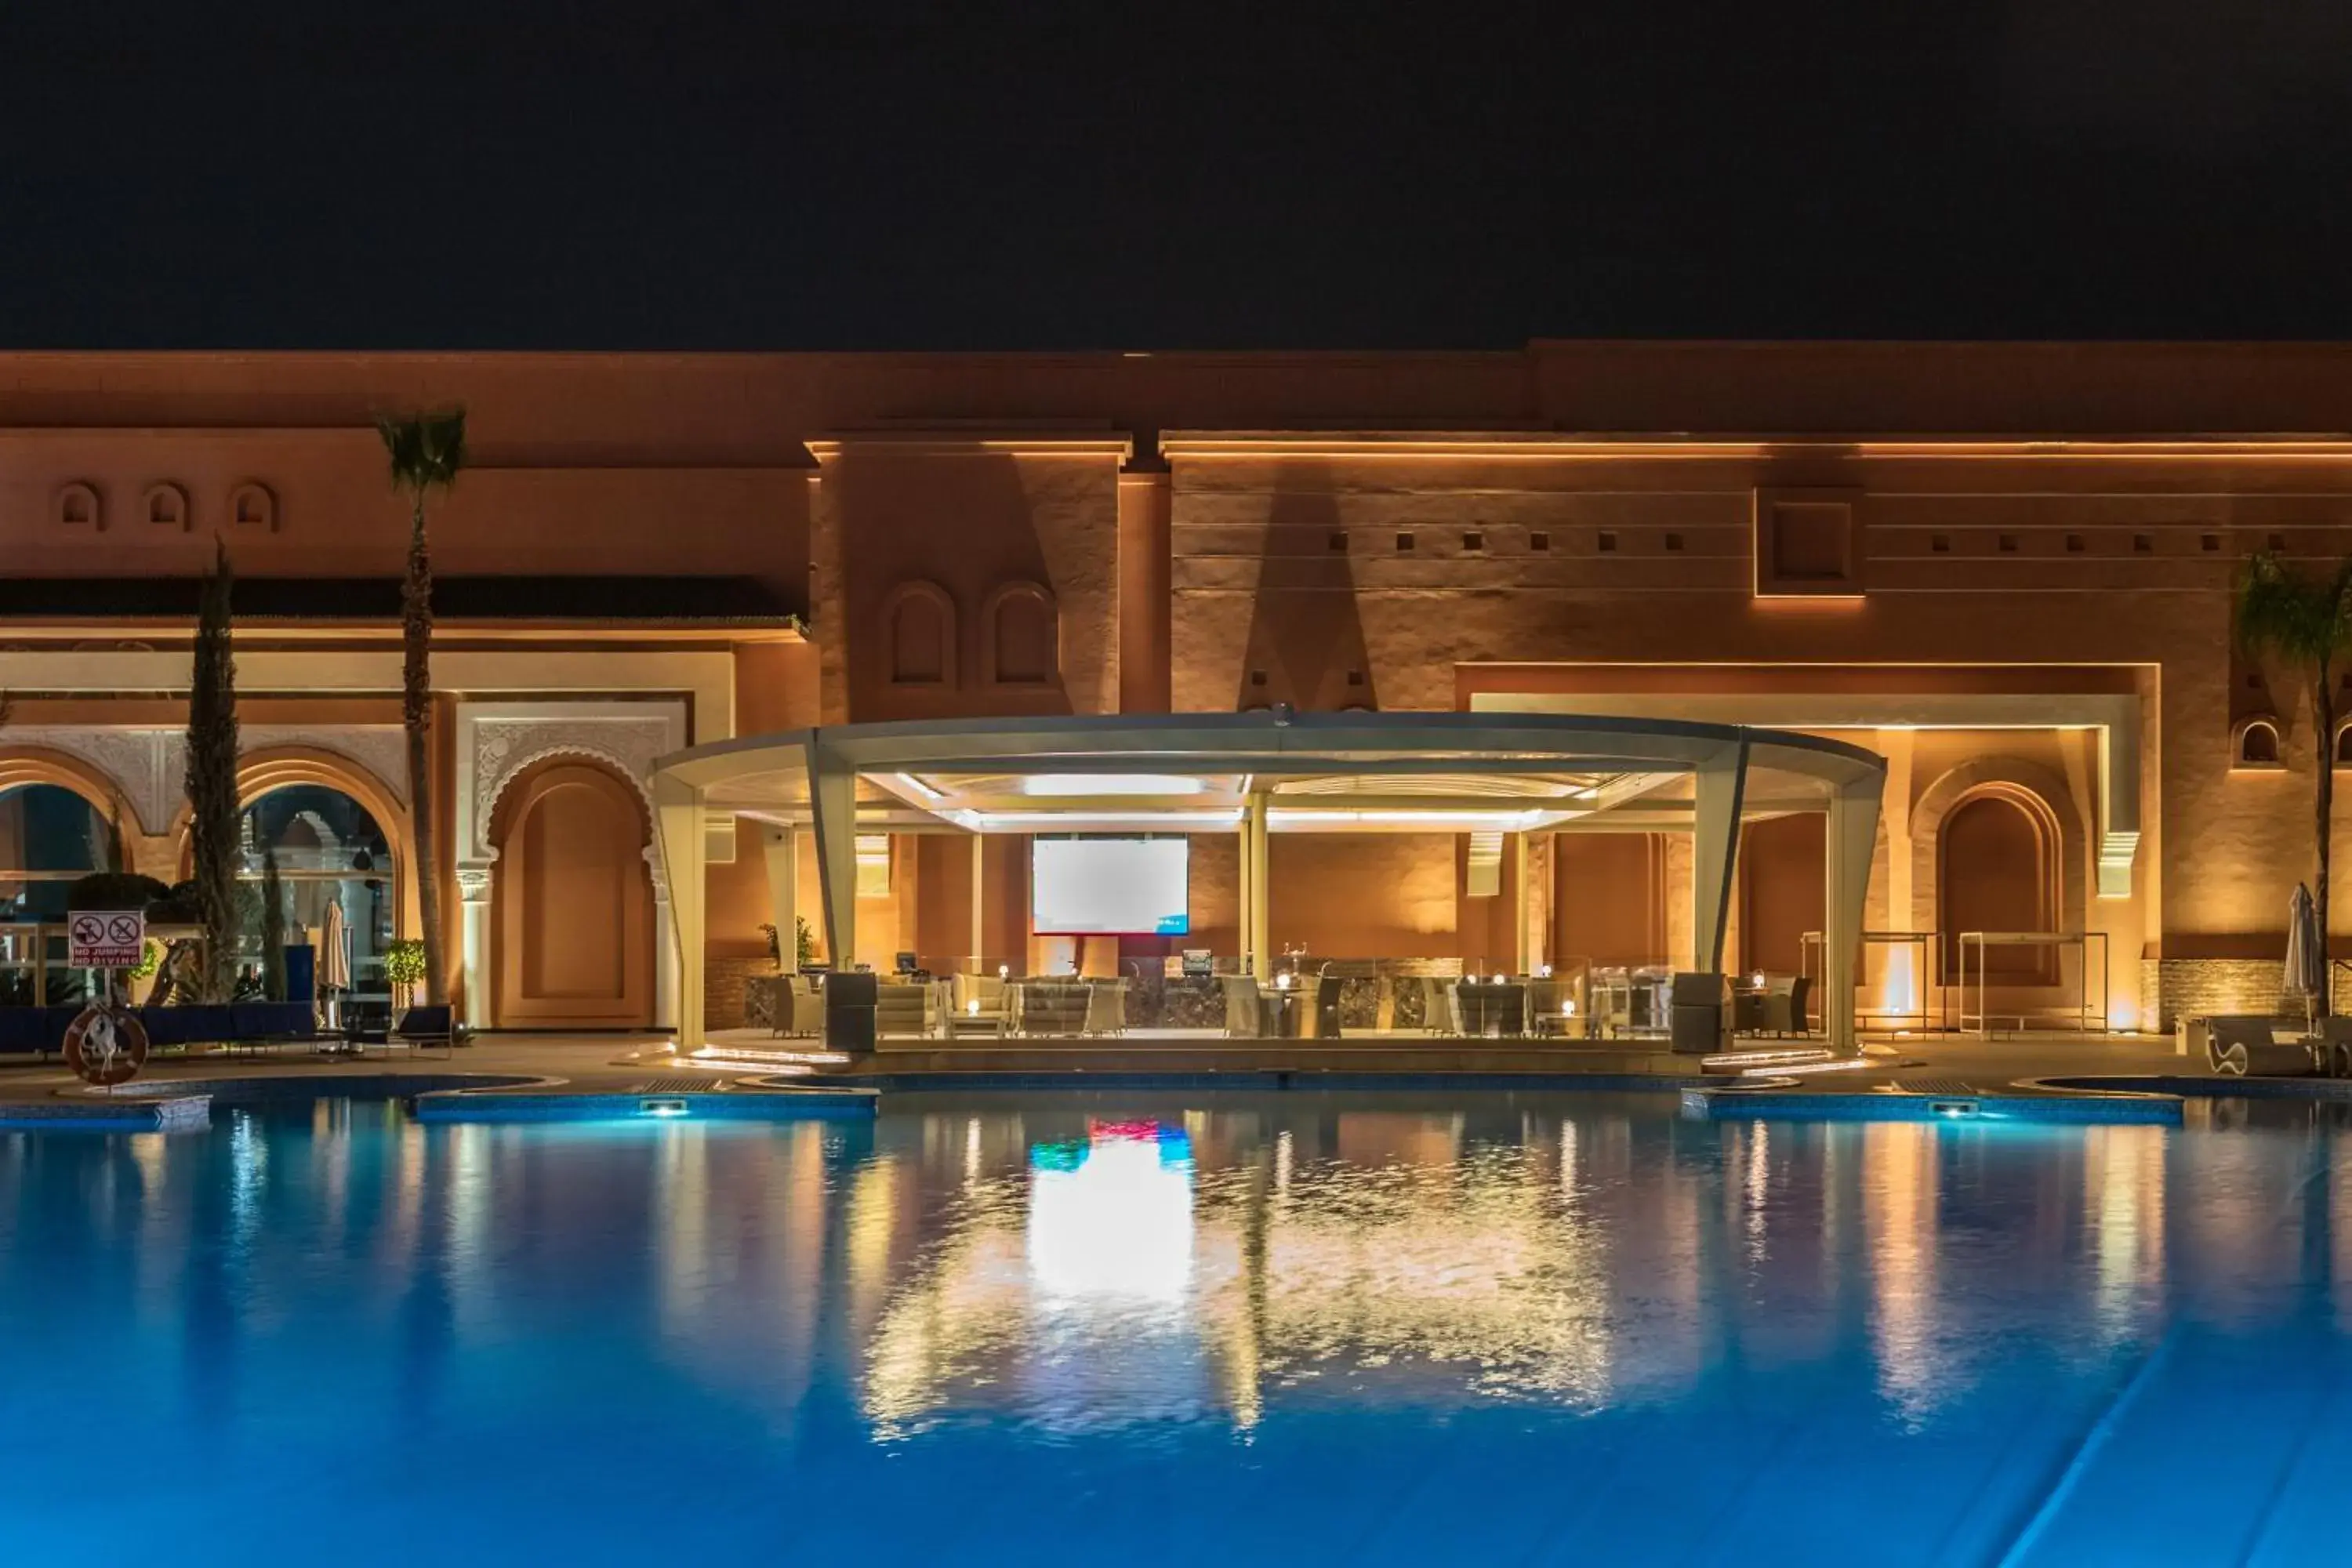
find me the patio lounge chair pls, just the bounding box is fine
[2205,1014,2320,1076]
[390,1005,455,1058]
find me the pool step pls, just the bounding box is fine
[1899,1077,1978,1098]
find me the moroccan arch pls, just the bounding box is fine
[1913,757,2084,986]
[171,747,417,937]
[0,749,139,831]
[488,755,655,1027]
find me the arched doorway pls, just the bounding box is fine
[0,780,118,1006]
[1938,789,2058,982]
[241,784,399,1004]
[492,760,654,1027]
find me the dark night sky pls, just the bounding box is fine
[5,1,2352,350]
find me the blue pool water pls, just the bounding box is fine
[5,1090,2350,1565]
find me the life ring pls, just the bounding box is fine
[64,1003,149,1087]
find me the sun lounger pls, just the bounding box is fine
[2204,1014,2321,1076]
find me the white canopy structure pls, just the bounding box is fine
[650,710,1886,1053]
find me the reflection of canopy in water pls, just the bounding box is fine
[858,1131,1632,1436]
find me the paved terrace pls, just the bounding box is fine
[0,1029,2248,1109]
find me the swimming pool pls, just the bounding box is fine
[3,1089,2346,1565]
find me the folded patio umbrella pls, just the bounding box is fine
[320,898,352,994]
[2285,881,2326,1022]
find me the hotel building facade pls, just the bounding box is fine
[1,341,2345,1036]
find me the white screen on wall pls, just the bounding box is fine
[1030,837,1191,936]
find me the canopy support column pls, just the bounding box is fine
[1512,833,1534,975]
[969,830,986,971]
[762,824,799,971]
[1246,790,1271,982]
[806,738,858,970]
[1691,740,1750,975]
[1824,776,1883,1056]
[653,774,707,1051]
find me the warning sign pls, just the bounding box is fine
[67,910,146,969]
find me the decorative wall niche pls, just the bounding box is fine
[2234,717,2284,771]
[1753,486,1865,597]
[230,482,278,532]
[982,580,1058,688]
[143,482,189,531]
[53,482,100,530]
[881,580,957,688]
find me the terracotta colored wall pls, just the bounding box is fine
[702,641,825,966]
[1265,833,1455,957]
[1553,834,1672,967]
[1740,815,1825,976]
[829,450,1120,722]
[27,343,2352,1009]
[0,430,807,604]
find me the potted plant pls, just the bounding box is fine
[758,916,816,971]
[383,938,428,1009]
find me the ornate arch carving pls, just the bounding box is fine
[463,709,679,862]
[0,748,139,829]
[487,751,653,849]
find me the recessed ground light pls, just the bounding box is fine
[1346,669,1365,687]
[1396,532,1414,552]
[1462,530,1484,551]
[1598,531,1618,552]
[1328,531,1347,552]
[1530,530,1551,551]
[1250,669,1268,687]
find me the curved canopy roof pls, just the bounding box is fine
[654,710,1886,834]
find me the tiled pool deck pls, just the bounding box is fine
[0,1025,2279,1129]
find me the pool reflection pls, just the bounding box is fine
[7,1091,2352,1457]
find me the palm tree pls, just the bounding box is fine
[377,408,466,1007]
[2236,550,2352,1016]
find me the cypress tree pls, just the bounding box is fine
[185,539,241,1004]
